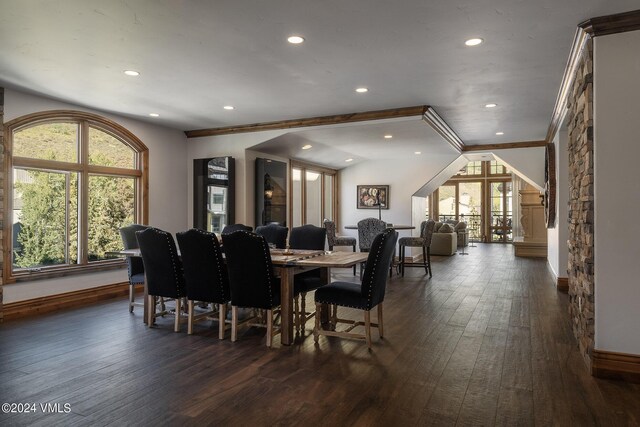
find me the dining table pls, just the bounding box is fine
[109,248,368,346]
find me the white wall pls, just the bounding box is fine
[593,30,640,355]
[493,147,545,190]
[338,154,459,242]
[547,128,569,279]
[3,88,188,302]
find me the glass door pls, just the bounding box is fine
[193,157,234,232]
[458,181,482,241]
[438,184,456,222]
[206,185,229,233]
[489,181,512,242]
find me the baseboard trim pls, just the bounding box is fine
[557,277,569,293]
[3,282,141,321]
[592,349,640,383]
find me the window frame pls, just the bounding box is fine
[4,110,149,282]
[289,160,338,227]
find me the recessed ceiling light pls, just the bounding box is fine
[465,38,483,46]
[495,131,504,135]
[287,35,305,44]
[345,158,353,162]
[302,144,312,150]
[223,105,235,110]
[384,135,393,139]
[415,151,421,155]
[355,87,368,93]
[124,70,140,76]
[149,113,159,117]
[485,103,497,108]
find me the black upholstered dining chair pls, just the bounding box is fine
[323,219,356,275]
[221,223,253,235]
[119,224,149,313]
[313,228,398,349]
[398,219,435,278]
[222,230,282,347]
[176,229,231,339]
[136,227,186,331]
[255,223,289,249]
[289,224,327,333]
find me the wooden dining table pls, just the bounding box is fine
[109,248,368,345]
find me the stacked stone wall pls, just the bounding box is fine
[566,39,594,367]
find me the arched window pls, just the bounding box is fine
[4,110,148,281]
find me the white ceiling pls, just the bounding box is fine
[249,116,456,168]
[0,0,637,158]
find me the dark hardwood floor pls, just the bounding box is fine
[1,243,639,426]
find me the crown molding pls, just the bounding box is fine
[422,107,465,153]
[184,105,428,138]
[546,9,640,143]
[545,28,590,143]
[579,9,640,37]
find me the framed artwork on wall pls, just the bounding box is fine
[357,185,389,209]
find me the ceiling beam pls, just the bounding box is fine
[184,105,428,138]
[421,107,465,153]
[462,140,547,152]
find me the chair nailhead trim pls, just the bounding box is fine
[236,231,274,307]
[150,227,184,297]
[191,228,227,301]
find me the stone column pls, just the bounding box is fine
[567,39,594,367]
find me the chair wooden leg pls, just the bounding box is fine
[364,310,372,349]
[294,295,299,333]
[187,300,194,335]
[300,292,307,333]
[378,303,384,338]
[427,247,432,278]
[231,306,238,342]
[174,298,182,332]
[313,302,322,343]
[218,304,226,340]
[423,246,428,275]
[266,309,273,347]
[331,304,338,330]
[400,245,405,277]
[129,285,135,313]
[147,294,155,326]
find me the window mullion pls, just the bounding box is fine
[65,172,71,264]
[79,121,89,264]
